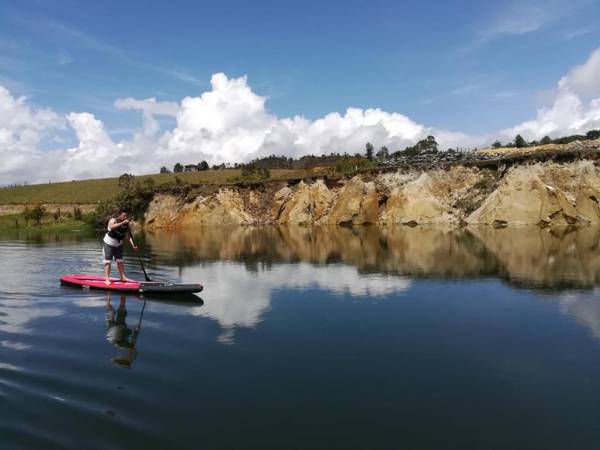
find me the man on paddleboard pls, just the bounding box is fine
[103,210,138,285]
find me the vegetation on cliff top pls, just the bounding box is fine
[0,168,322,205]
[1,130,599,209]
[481,130,600,154]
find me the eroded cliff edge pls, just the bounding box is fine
[144,160,600,229]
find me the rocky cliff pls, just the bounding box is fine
[144,160,600,229]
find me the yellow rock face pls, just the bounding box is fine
[576,188,600,223]
[271,186,293,221]
[178,189,255,227]
[144,194,184,230]
[380,173,457,225]
[145,190,255,229]
[325,176,379,225]
[467,166,577,226]
[532,161,600,223]
[277,180,336,225]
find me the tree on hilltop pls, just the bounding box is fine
[423,135,438,153]
[376,146,389,160]
[514,135,527,148]
[365,143,374,160]
[400,135,439,157]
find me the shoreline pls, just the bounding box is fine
[0,213,93,234]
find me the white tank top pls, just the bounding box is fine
[103,218,123,247]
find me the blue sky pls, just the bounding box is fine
[1,0,600,182]
[1,0,598,133]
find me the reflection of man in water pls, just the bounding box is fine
[105,294,141,368]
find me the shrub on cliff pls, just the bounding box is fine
[85,178,155,229]
[587,130,600,140]
[335,156,375,173]
[24,204,46,226]
[231,165,271,182]
[118,173,135,189]
[551,134,586,145]
[114,178,155,218]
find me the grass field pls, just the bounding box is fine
[477,138,600,155]
[0,213,90,232]
[477,144,564,155]
[0,168,321,205]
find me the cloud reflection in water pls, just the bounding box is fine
[177,261,411,344]
[146,225,600,344]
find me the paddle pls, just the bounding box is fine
[128,228,152,282]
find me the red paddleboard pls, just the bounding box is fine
[60,274,203,294]
[60,274,141,292]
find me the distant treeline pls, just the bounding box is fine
[492,129,600,149]
[162,129,600,173]
[0,181,29,189]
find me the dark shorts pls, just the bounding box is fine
[103,243,123,264]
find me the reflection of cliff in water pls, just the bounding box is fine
[144,225,600,291]
[472,226,600,291]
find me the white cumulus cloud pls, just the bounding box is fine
[2,47,600,184]
[0,86,63,182]
[3,73,484,184]
[114,97,178,137]
[157,73,484,167]
[60,112,121,180]
[562,48,600,98]
[503,47,600,140]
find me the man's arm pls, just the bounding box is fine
[109,219,128,230]
[127,226,138,250]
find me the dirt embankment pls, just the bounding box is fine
[143,160,600,230]
[0,204,97,216]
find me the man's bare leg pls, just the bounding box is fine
[104,263,112,285]
[117,261,131,282]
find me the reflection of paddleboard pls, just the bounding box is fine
[59,274,203,294]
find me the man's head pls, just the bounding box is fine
[117,209,128,221]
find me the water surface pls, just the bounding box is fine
[1,226,600,449]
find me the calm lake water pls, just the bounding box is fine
[1,226,600,449]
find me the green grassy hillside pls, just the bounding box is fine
[0,169,316,205]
